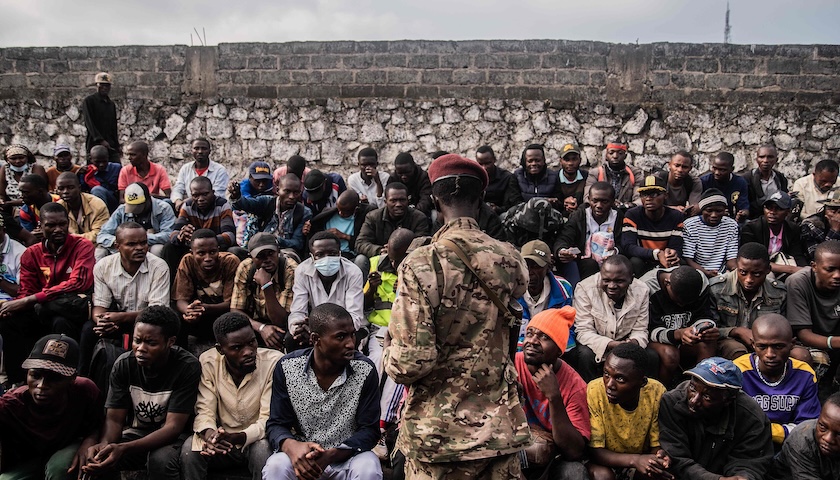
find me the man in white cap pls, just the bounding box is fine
[82,72,120,162]
[47,144,81,192]
[96,182,177,260]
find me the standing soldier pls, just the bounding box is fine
[384,154,530,479]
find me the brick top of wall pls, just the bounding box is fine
[0,40,838,105]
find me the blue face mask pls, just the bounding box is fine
[8,163,27,173]
[313,256,340,277]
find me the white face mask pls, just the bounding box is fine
[313,256,340,276]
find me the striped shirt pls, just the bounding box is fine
[171,196,237,247]
[93,253,170,311]
[734,354,821,444]
[682,215,739,272]
[620,206,684,259]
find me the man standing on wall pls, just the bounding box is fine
[384,154,530,479]
[82,72,120,163]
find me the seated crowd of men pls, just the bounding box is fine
[0,136,839,480]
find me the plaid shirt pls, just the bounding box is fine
[800,211,840,259]
[230,257,297,324]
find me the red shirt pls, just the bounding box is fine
[19,234,95,303]
[515,351,591,440]
[118,162,172,195]
[0,377,101,468]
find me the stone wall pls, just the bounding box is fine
[0,40,838,180]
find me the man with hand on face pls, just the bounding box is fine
[81,306,200,480]
[0,202,94,385]
[79,145,122,212]
[791,159,840,220]
[0,334,102,479]
[79,222,170,378]
[734,314,820,446]
[356,182,430,259]
[742,145,788,220]
[770,393,840,479]
[658,357,773,480]
[621,175,684,278]
[586,343,671,480]
[287,232,365,352]
[230,174,312,259]
[172,228,240,348]
[516,307,590,480]
[801,187,840,260]
[230,233,297,351]
[56,171,110,243]
[655,151,702,216]
[709,242,787,360]
[475,145,517,215]
[585,141,642,209]
[348,147,390,208]
[170,138,230,213]
[263,303,382,480]
[180,312,282,480]
[700,152,750,223]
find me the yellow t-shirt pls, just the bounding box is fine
[587,377,666,453]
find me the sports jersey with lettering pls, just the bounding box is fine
[734,353,821,444]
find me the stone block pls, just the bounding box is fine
[259,71,292,85]
[505,86,541,100]
[321,70,354,85]
[342,55,374,69]
[685,57,719,73]
[340,85,375,97]
[766,58,802,75]
[439,54,471,69]
[472,54,508,69]
[247,56,278,70]
[439,85,473,99]
[373,85,406,97]
[290,42,324,54]
[817,45,840,58]
[507,54,541,70]
[470,86,506,99]
[387,70,421,84]
[407,55,440,69]
[158,55,186,72]
[58,47,90,60]
[452,70,487,85]
[246,85,278,98]
[706,74,741,89]
[742,75,777,89]
[421,69,453,84]
[355,70,387,84]
[0,74,26,88]
[218,55,246,70]
[373,55,407,68]
[523,40,557,53]
[290,71,322,84]
[278,55,310,70]
[311,55,342,69]
[322,41,357,54]
[555,70,590,86]
[670,73,706,89]
[522,70,554,85]
[15,59,41,74]
[458,41,491,54]
[487,70,520,85]
[720,58,758,74]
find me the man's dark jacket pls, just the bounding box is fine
[741,168,789,219]
[355,206,431,258]
[740,216,807,266]
[308,203,375,254]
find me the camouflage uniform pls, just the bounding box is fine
[383,217,530,476]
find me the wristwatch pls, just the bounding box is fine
[652,248,661,260]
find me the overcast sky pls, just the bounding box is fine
[1,0,838,47]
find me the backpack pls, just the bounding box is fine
[89,336,129,403]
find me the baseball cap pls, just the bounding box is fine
[94,72,112,84]
[559,143,581,158]
[53,144,71,156]
[249,161,272,181]
[521,240,552,268]
[21,334,79,377]
[764,191,792,210]
[818,188,840,208]
[685,357,743,390]
[637,175,667,193]
[248,232,279,257]
[124,183,147,214]
[304,170,328,202]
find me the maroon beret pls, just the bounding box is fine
[427,154,489,190]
